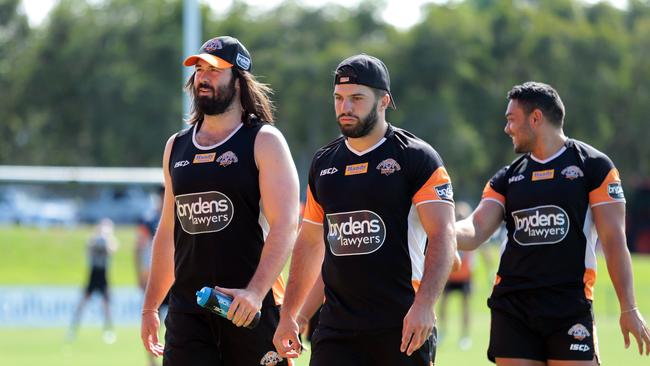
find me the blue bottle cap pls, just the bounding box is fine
[196,287,211,307]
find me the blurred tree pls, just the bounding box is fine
[1,0,649,200]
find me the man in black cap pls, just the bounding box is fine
[273,54,457,366]
[140,35,299,366]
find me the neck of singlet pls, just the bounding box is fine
[192,120,243,150]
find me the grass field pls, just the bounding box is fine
[1,225,649,365]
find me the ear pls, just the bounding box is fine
[378,93,390,111]
[529,108,544,128]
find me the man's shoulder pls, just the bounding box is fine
[567,138,610,161]
[313,136,346,162]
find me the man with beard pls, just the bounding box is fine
[273,54,457,366]
[456,82,650,365]
[140,36,299,366]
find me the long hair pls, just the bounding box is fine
[184,69,275,126]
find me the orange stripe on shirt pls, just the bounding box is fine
[412,167,453,205]
[583,268,596,301]
[412,279,421,293]
[481,181,505,206]
[302,185,324,223]
[271,275,285,305]
[589,168,625,206]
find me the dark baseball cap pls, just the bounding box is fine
[334,54,396,108]
[183,36,252,72]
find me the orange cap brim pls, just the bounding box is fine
[183,54,233,68]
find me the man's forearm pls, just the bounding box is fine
[414,225,456,307]
[281,236,325,319]
[247,226,297,298]
[602,238,637,311]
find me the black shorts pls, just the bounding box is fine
[488,299,599,363]
[443,280,471,295]
[163,305,289,366]
[85,267,108,297]
[310,325,436,366]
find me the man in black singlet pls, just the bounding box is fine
[273,54,457,366]
[140,36,300,366]
[456,82,650,365]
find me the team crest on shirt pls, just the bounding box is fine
[561,166,584,180]
[216,151,238,167]
[259,351,283,366]
[376,158,401,176]
[568,323,591,341]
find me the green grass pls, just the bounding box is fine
[1,225,649,365]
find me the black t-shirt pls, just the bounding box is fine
[303,124,454,330]
[482,138,625,317]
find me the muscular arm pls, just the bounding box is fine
[401,202,456,356]
[456,200,504,251]
[273,222,325,357]
[219,125,300,327]
[593,202,650,355]
[249,125,300,296]
[140,134,177,356]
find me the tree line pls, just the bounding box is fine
[1,0,650,201]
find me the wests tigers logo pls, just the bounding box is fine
[216,151,238,167]
[376,158,401,176]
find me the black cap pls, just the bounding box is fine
[334,54,396,108]
[183,36,252,72]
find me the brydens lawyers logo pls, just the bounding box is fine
[175,191,234,234]
[608,182,625,200]
[568,324,591,341]
[345,162,368,176]
[326,210,386,256]
[193,153,216,164]
[561,165,584,180]
[376,158,401,176]
[511,205,569,245]
[216,151,238,167]
[174,160,190,169]
[435,183,454,201]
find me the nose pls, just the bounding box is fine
[341,98,354,113]
[504,122,511,135]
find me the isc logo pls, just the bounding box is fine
[569,344,590,352]
[320,167,338,176]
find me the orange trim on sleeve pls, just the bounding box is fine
[302,185,324,224]
[589,168,625,206]
[412,167,453,204]
[494,274,501,286]
[583,268,596,301]
[481,181,505,206]
[271,275,285,305]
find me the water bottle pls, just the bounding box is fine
[195,286,261,329]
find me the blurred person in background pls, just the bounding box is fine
[439,201,475,350]
[67,218,118,344]
[456,81,650,365]
[140,36,299,366]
